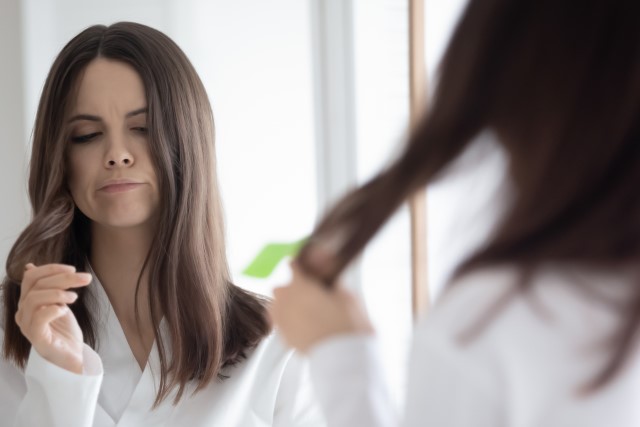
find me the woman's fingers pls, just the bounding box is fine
[21,263,78,294]
[18,289,78,331]
[16,263,88,344]
[15,263,86,373]
[290,260,328,288]
[272,266,376,353]
[20,288,78,311]
[18,270,90,328]
[297,239,342,282]
[34,271,92,290]
[29,305,71,344]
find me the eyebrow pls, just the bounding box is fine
[67,107,148,123]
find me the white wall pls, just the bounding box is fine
[0,0,30,273]
[353,0,412,408]
[167,0,317,293]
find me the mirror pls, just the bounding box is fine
[1,0,417,407]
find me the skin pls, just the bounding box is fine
[270,262,375,353]
[15,58,160,373]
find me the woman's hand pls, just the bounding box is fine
[15,263,92,374]
[270,262,374,353]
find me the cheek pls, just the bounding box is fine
[67,152,90,197]
[138,149,160,189]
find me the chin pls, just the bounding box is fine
[94,210,157,230]
[103,219,155,229]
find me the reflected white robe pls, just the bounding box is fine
[308,266,640,427]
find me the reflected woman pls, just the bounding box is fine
[0,22,323,426]
[272,0,640,426]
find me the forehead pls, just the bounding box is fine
[71,58,146,114]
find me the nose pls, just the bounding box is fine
[107,157,133,167]
[104,135,135,168]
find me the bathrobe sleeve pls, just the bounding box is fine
[0,321,104,427]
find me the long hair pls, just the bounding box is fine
[2,22,271,405]
[297,0,640,391]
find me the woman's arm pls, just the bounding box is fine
[307,335,397,427]
[271,263,397,427]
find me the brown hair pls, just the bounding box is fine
[298,0,640,391]
[2,22,271,405]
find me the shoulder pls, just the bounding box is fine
[409,267,519,385]
[219,331,310,404]
[418,265,520,337]
[413,264,629,389]
[423,264,627,340]
[212,332,325,425]
[239,331,297,374]
[227,330,313,396]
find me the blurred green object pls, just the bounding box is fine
[242,238,307,278]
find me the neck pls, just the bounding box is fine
[90,222,154,328]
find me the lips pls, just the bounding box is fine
[98,179,144,193]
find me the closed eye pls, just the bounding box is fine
[132,127,148,133]
[70,132,101,144]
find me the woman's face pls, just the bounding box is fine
[67,58,160,230]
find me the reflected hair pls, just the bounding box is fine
[297,0,640,392]
[2,22,271,405]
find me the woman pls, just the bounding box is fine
[0,22,324,426]
[272,0,640,426]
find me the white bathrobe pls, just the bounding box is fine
[0,274,325,427]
